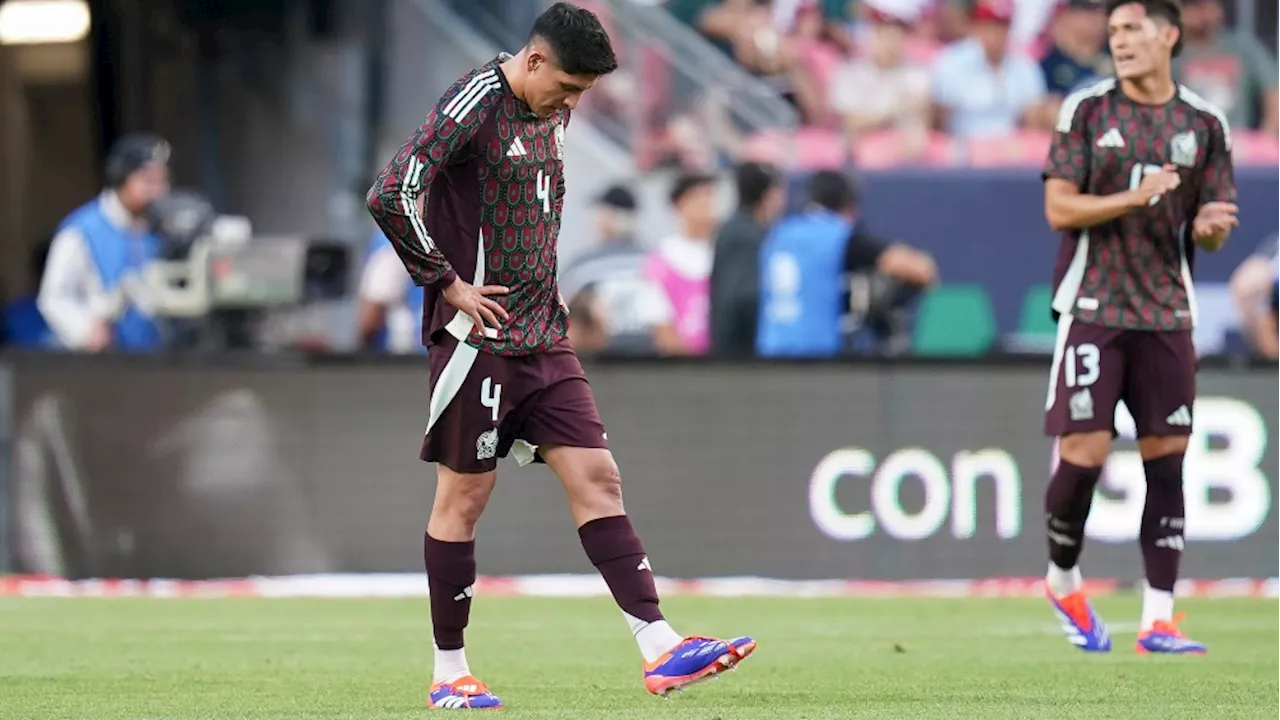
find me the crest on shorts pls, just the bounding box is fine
[1069,389,1094,421]
[1170,131,1198,168]
[476,429,498,460]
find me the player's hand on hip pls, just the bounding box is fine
[1133,164,1181,206]
[444,277,510,334]
[1193,201,1239,239]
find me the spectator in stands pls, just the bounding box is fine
[757,171,937,357]
[356,229,424,354]
[3,238,56,349]
[1229,233,1280,359]
[1039,0,1111,98]
[38,133,171,353]
[645,172,720,356]
[829,1,930,156]
[560,185,662,355]
[709,161,785,357]
[929,0,1053,137]
[1175,0,1279,133]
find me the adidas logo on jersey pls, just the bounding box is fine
[1166,405,1192,426]
[1096,128,1126,148]
[506,137,528,157]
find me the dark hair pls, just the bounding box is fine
[530,2,619,77]
[734,162,780,210]
[1104,0,1184,57]
[669,171,717,206]
[808,171,858,213]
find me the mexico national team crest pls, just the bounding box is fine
[553,123,565,160]
[476,429,498,461]
[1171,131,1198,168]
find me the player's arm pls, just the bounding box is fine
[1190,113,1238,253]
[365,99,486,291]
[1042,98,1177,231]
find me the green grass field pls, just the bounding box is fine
[0,595,1275,719]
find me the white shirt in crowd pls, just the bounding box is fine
[358,244,418,353]
[830,60,930,130]
[37,191,146,350]
[929,38,1047,137]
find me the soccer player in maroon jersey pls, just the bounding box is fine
[1040,0,1237,655]
[365,3,754,709]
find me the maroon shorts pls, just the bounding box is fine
[421,334,609,474]
[1044,316,1197,439]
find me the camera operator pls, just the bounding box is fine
[37,133,171,353]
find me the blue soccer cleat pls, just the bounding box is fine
[1136,615,1206,655]
[428,675,503,710]
[1047,590,1112,652]
[643,635,756,697]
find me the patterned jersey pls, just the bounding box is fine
[1042,78,1236,331]
[366,54,569,356]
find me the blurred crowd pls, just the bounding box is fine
[357,163,928,359]
[657,0,1277,165]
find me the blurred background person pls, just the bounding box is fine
[930,0,1053,137]
[4,238,56,350]
[1039,0,1111,99]
[1175,0,1279,133]
[559,185,662,355]
[828,2,931,157]
[645,172,721,357]
[757,171,937,358]
[1229,233,1280,359]
[37,133,171,354]
[709,161,785,357]
[355,229,425,355]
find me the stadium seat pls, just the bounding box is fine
[1005,283,1059,353]
[854,130,958,169]
[966,131,1052,167]
[912,284,997,357]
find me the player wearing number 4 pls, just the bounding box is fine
[1040,0,1235,655]
[365,3,754,710]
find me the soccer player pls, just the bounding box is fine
[1040,0,1236,655]
[365,3,755,709]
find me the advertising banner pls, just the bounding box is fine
[4,358,1275,583]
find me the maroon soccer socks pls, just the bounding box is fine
[578,515,664,624]
[1139,453,1186,592]
[1044,459,1103,573]
[424,534,476,651]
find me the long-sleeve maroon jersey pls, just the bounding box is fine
[366,55,569,356]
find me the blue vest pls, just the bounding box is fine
[756,211,850,358]
[364,231,426,354]
[4,297,56,349]
[57,198,163,351]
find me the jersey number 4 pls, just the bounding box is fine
[536,169,552,216]
[481,377,502,422]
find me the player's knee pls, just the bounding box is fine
[432,472,496,529]
[1138,435,1188,460]
[1059,431,1111,468]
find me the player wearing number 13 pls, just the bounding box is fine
[365,3,754,711]
[1039,0,1236,657]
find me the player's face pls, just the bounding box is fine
[119,161,171,216]
[1108,4,1177,80]
[526,51,598,117]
